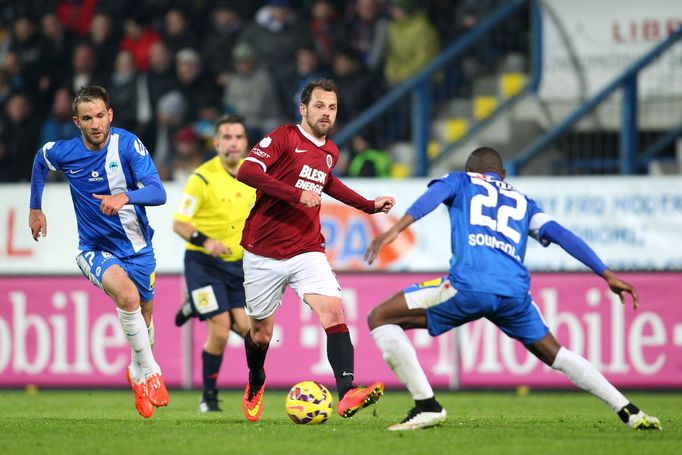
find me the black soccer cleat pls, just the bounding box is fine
[199,390,223,413]
[174,298,195,327]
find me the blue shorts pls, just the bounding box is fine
[76,249,156,302]
[403,277,548,345]
[184,250,246,320]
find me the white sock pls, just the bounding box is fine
[129,358,143,384]
[552,347,628,411]
[371,324,434,400]
[147,320,155,349]
[117,307,160,378]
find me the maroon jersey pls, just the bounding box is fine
[238,124,374,259]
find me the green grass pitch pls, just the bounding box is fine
[0,389,679,454]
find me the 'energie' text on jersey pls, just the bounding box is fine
[295,164,327,194]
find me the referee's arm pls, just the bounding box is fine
[172,219,230,257]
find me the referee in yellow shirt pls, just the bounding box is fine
[172,115,256,412]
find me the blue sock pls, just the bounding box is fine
[202,350,223,394]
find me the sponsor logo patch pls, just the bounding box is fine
[88,170,104,182]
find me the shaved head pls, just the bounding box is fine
[465,147,505,178]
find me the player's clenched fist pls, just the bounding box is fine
[374,196,396,214]
[300,190,321,208]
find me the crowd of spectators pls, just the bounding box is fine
[0,0,499,181]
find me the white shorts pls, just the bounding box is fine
[242,250,342,320]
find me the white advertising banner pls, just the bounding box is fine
[539,0,682,100]
[1,176,681,274]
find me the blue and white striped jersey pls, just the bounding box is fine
[426,171,552,297]
[36,127,160,257]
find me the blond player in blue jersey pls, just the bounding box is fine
[365,147,661,431]
[172,115,256,411]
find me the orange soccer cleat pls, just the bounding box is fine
[126,367,154,419]
[337,382,384,418]
[144,373,169,408]
[242,381,266,422]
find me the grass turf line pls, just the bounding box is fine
[0,390,679,455]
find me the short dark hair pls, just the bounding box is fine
[300,78,338,106]
[73,86,110,116]
[465,147,504,174]
[214,114,247,135]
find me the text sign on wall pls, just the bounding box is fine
[0,276,184,386]
[459,273,682,387]
[539,0,682,99]
[0,274,454,389]
[2,176,681,274]
[1,273,680,389]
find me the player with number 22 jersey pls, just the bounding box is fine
[365,147,660,432]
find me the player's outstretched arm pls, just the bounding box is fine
[601,269,639,310]
[324,175,390,214]
[29,209,47,241]
[365,180,451,264]
[365,213,415,265]
[542,221,639,310]
[29,151,50,241]
[172,219,231,257]
[125,174,167,206]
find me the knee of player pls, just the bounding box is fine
[211,327,231,345]
[232,321,250,338]
[322,303,346,326]
[113,287,140,311]
[367,302,392,330]
[251,330,272,346]
[367,307,381,330]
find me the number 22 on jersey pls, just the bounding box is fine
[469,178,527,243]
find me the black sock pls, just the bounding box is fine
[415,397,442,412]
[617,403,640,423]
[202,350,223,394]
[326,324,355,399]
[244,332,268,390]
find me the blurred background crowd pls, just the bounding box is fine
[0,0,513,181]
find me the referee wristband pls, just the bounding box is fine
[189,230,209,247]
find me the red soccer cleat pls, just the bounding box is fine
[145,373,169,408]
[337,382,384,418]
[126,367,154,419]
[242,381,266,422]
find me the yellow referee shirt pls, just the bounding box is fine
[173,157,256,261]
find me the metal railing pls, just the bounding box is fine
[333,0,532,176]
[508,26,682,176]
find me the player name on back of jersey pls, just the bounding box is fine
[294,164,327,194]
[468,232,521,261]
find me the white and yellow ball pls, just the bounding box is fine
[285,381,333,425]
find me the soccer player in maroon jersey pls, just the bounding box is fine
[237,78,395,422]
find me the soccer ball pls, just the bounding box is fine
[285,381,334,424]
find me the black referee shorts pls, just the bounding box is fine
[184,250,246,320]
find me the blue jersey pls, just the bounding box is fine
[36,128,161,257]
[408,171,552,297]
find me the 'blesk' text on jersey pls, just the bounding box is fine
[295,164,327,193]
